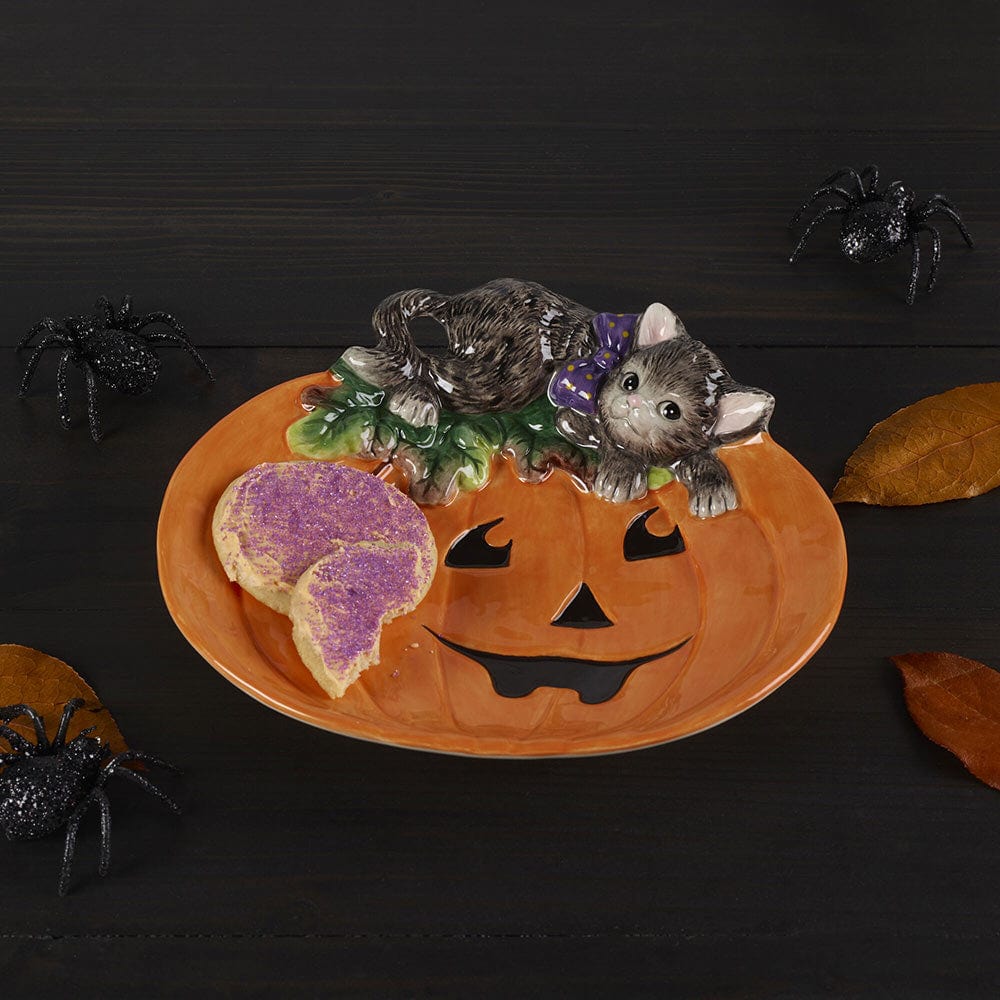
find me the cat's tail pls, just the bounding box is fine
[371,288,451,363]
[341,288,452,427]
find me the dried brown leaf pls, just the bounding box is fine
[0,644,127,754]
[833,383,1000,506]
[891,651,1000,790]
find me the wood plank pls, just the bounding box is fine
[0,128,994,346]
[2,931,999,998]
[0,1,997,132]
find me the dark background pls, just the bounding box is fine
[2,1,999,996]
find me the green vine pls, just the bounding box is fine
[287,358,673,505]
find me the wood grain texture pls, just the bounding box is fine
[3,0,1000,994]
[4,934,1000,1000]
[1,128,994,347]
[0,0,998,132]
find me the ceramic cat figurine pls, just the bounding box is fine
[341,278,774,516]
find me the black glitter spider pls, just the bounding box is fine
[0,698,179,895]
[788,165,974,304]
[17,295,214,441]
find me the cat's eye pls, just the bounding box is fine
[621,372,640,392]
[624,509,685,561]
[659,401,681,421]
[445,518,512,568]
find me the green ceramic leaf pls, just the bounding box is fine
[498,394,597,483]
[395,410,505,505]
[286,356,673,502]
[287,406,380,460]
[647,465,675,491]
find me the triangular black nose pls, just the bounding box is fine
[551,582,613,629]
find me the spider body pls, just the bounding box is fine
[838,187,911,263]
[789,165,974,304]
[85,330,162,395]
[0,699,179,895]
[0,732,106,840]
[17,294,214,441]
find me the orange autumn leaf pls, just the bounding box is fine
[891,651,1000,791]
[833,383,1000,506]
[0,644,127,755]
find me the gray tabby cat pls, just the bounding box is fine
[342,278,774,517]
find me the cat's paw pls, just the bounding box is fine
[594,465,648,503]
[673,450,739,518]
[388,385,441,428]
[556,408,601,449]
[689,481,738,518]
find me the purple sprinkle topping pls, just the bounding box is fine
[301,544,422,673]
[220,462,433,589]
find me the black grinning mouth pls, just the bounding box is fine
[425,629,692,705]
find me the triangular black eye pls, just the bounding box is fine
[623,509,684,561]
[445,518,512,569]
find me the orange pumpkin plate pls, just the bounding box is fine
[157,372,846,757]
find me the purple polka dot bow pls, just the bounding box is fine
[547,312,640,414]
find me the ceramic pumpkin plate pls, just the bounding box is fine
[158,370,846,758]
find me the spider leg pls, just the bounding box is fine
[131,309,214,379]
[906,236,921,305]
[788,205,847,264]
[116,295,133,327]
[0,725,34,755]
[789,185,855,227]
[128,309,185,335]
[94,788,112,877]
[0,704,49,749]
[57,792,105,895]
[55,349,74,428]
[57,782,113,894]
[918,203,974,248]
[67,726,97,744]
[859,164,879,195]
[17,317,65,351]
[927,193,960,212]
[139,330,215,381]
[94,296,115,327]
[18,335,73,396]
[80,362,104,443]
[103,761,181,814]
[58,801,88,895]
[52,698,85,750]
[916,224,942,293]
[104,749,181,773]
[819,167,866,200]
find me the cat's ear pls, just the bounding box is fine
[636,303,685,347]
[711,388,775,443]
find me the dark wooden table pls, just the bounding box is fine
[2,2,999,995]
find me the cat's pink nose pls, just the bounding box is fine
[626,393,643,409]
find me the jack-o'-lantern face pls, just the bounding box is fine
[412,461,704,704]
[277,361,790,716]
